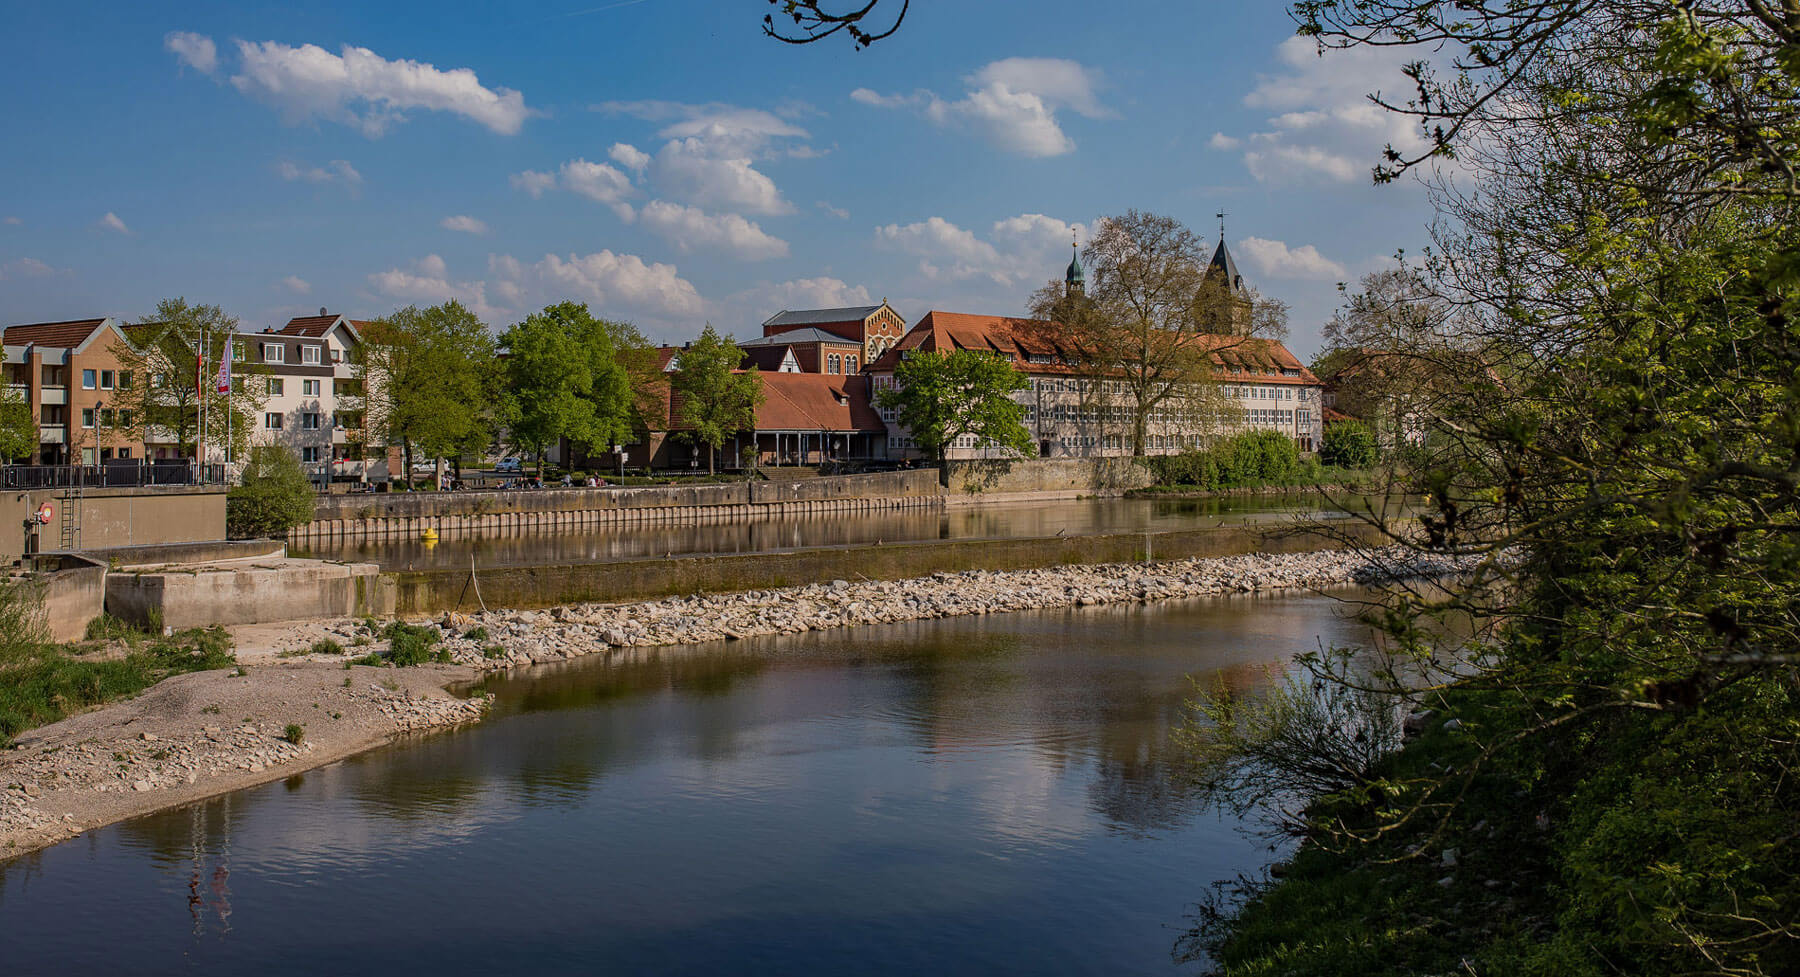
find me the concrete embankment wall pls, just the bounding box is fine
[0,487,227,564]
[26,554,108,642]
[387,520,1388,616]
[292,469,943,544]
[943,457,1153,501]
[107,561,394,630]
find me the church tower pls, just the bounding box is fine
[1200,235,1253,334]
[1064,238,1085,298]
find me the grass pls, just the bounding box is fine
[383,621,447,666]
[463,626,489,642]
[0,616,238,748]
[482,645,507,659]
[309,638,344,656]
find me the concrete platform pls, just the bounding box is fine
[105,556,394,629]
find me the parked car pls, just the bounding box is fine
[495,457,523,473]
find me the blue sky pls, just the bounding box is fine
[0,1,1439,359]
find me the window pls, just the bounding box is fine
[302,413,321,430]
[847,355,858,372]
[302,345,322,365]
[117,448,131,460]
[232,342,246,362]
[81,408,95,428]
[100,370,115,389]
[267,378,284,396]
[120,410,133,427]
[301,446,321,463]
[262,343,284,364]
[117,370,132,390]
[99,408,115,427]
[42,405,67,424]
[265,413,283,430]
[41,365,67,387]
[827,353,841,374]
[302,379,321,396]
[82,369,96,389]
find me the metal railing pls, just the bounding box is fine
[0,461,224,489]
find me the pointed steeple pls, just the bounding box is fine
[1208,238,1244,293]
[1065,234,1085,296]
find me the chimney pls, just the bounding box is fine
[319,307,327,317]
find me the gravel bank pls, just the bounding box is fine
[4,544,1472,861]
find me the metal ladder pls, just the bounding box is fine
[58,484,82,551]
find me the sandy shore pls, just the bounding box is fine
[2,545,1473,862]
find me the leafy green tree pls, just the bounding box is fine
[356,301,503,484]
[501,302,645,477]
[877,349,1033,483]
[670,325,762,474]
[1318,420,1376,469]
[118,299,265,462]
[0,387,36,463]
[225,446,315,538]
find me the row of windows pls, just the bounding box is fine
[67,368,134,391]
[825,352,860,374]
[265,412,326,430]
[236,342,331,365]
[1228,385,1308,402]
[78,408,135,429]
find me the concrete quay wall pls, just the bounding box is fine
[387,520,1388,616]
[107,561,394,630]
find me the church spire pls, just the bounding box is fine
[1064,231,1085,297]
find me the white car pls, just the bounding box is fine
[495,458,523,473]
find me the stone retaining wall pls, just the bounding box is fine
[386,520,1387,615]
[292,469,942,544]
[107,561,394,629]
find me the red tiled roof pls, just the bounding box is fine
[3,318,109,348]
[1324,407,1358,423]
[279,314,341,337]
[753,372,883,432]
[869,311,1322,385]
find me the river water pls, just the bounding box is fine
[0,591,1376,975]
[292,495,1363,570]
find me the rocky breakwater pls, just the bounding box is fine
[2,662,488,858]
[398,545,1481,669]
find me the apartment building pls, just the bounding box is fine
[234,312,376,479]
[1,317,142,464]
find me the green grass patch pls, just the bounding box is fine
[0,625,237,747]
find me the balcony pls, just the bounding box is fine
[38,426,65,444]
[39,387,67,406]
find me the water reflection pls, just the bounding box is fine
[1,590,1379,977]
[293,496,1342,570]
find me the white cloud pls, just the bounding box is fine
[649,137,790,215]
[98,212,130,234]
[557,159,637,220]
[1211,36,1428,185]
[0,257,57,280]
[608,142,650,172]
[278,159,363,185]
[368,253,507,322]
[440,215,488,235]
[536,250,706,319]
[637,201,787,260]
[2,216,21,226]
[597,101,811,156]
[230,40,530,136]
[852,58,1109,157]
[510,170,557,197]
[280,275,312,294]
[876,213,1092,287]
[721,277,873,323]
[817,201,849,220]
[1238,236,1348,280]
[164,31,217,74]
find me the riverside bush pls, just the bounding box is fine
[1319,421,1377,469]
[1145,431,1304,490]
[227,446,317,539]
[382,622,442,667]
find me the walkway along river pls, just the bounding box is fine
[0,589,1382,976]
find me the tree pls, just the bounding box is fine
[225,446,315,539]
[670,325,762,474]
[502,302,647,477]
[1028,211,1278,456]
[355,301,503,485]
[762,0,908,47]
[0,387,36,464]
[118,299,265,463]
[876,348,1033,484]
[1317,420,1376,469]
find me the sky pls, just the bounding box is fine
[0,1,1441,360]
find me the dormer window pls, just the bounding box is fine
[262,343,284,364]
[301,345,322,365]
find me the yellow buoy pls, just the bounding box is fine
[420,527,439,546]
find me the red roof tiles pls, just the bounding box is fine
[3,318,109,349]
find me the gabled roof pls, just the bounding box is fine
[754,372,884,432]
[3,317,112,349]
[763,305,884,328]
[278,313,361,343]
[739,327,863,347]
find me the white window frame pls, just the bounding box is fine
[301,345,322,365]
[302,379,321,396]
[262,343,284,364]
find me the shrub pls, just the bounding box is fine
[84,613,144,643]
[482,645,507,659]
[283,723,304,745]
[309,638,344,656]
[382,621,442,667]
[1320,421,1378,469]
[463,626,489,642]
[226,446,317,539]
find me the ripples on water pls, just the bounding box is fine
[0,591,1378,976]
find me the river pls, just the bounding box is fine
[0,590,1376,975]
[291,494,1369,570]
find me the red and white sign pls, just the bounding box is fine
[35,502,54,525]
